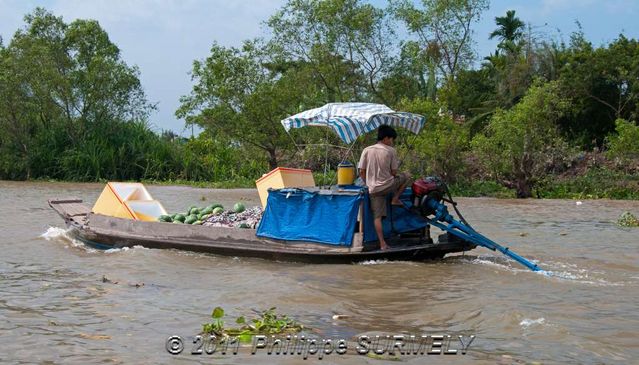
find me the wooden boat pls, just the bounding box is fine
[48,198,476,264]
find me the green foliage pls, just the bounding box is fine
[606,119,639,162]
[1,5,639,200]
[202,307,303,338]
[438,68,497,131]
[396,98,469,183]
[391,0,489,81]
[0,8,152,180]
[202,307,226,335]
[618,212,639,227]
[471,80,571,197]
[538,168,639,200]
[313,170,338,187]
[267,0,394,102]
[0,7,267,184]
[558,34,639,146]
[489,10,525,47]
[176,40,306,169]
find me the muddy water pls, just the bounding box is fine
[1,181,638,364]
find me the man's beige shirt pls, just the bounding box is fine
[357,142,399,194]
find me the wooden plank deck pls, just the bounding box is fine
[48,198,90,219]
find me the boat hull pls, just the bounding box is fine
[49,198,476,264]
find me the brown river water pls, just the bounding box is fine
[1,181,638,364]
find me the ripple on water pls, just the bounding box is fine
[40,227,96,253]
[519,317,546,328]
[454,254,629,287]
[2,185,637,365]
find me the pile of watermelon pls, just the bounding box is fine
[157,202,247,226]
[202,206,263,229]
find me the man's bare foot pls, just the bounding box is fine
[379,242,390,250]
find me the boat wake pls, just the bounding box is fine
[104,245,148,254]
[456,254,624,286]
[40,226,96,252]
[40,227,147,254]
[358,259,390,265]
[357,259,421,266]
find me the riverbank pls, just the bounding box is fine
[12,166,638,200]
[448,168,639,200]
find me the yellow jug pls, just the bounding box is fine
[337,161,355,186]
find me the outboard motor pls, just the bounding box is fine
[409,176,542,272]
[411,176,447,217]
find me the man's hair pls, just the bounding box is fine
[377,125,397,141]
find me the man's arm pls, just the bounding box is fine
[357,148,368,183]
[390,147,399,176]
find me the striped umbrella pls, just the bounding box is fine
[281,102,426,144]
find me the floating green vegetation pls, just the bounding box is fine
[202,307,304,340]
[618,212,639,227]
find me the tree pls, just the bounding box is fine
[391,0,489,82]
[377,40,438,105]
[558,33,639,146]
[267,0,394,102]
[489,10,525,53]
[396,98,469,183]
[606,119,639,163]
[176,41,309,169]
[0,8,153,180]
[471,80,571,198]
[439,68,496,122]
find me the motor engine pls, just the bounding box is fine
[409,176,541,272]
[411,176,447,216]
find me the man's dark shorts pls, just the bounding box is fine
[370,173,411,219]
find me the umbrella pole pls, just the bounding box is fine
[398,134,418,169]
[285,130,306,169]
[323,128,330,187]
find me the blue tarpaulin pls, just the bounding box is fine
[362,189,428,242]
[256,188,363,246]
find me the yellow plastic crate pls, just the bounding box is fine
[255,167,315,207]
[92,182,167,221]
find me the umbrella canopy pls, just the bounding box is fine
[281,102,426,144]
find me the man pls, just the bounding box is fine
[357,125,411,250]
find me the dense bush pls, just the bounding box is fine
[606,119,639,163]
[471,81,572,197]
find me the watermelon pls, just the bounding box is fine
[193,220,203,225]
[237,223,250,229]
[172,220,183,224]
[233,202,245,213]
[212,207,224,215]
[201,207,213,215]
[174,214,186,223]
[189,207,200,215]
[158,215,172,222]
[185,216,197,224]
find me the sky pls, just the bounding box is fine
[1,0,638,135]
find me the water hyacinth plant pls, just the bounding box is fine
[202,307,304,340]
[617,212,639,227]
